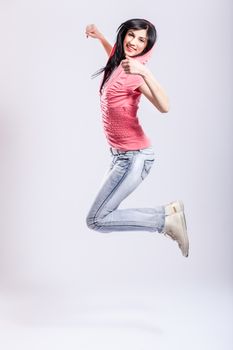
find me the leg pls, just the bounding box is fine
[86,147,165,233]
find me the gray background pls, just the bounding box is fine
[0,1,232,349]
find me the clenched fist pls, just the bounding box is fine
[85,24,103,40]
[121,55,147,76]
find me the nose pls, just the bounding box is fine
[129,37,137,46]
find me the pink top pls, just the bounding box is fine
[99,46,154,151]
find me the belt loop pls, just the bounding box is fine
[110,147,117,155]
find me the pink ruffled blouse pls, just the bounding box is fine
[99,46,154,151]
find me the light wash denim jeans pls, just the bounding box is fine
[86,146,165,233]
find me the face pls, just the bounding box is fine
[123,28,148,57]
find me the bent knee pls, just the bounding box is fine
[86,214,110,233]
[86,215,96,230]
[86,214,101,231]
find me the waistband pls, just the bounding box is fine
[110,147,136,155]
[110,146,153,156]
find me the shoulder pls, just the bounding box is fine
[125,73,145,91]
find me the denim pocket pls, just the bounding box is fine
[141,159,155,180]
[110,154,131,171]
[115,154,132,170]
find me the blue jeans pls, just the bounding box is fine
[86,146,165,233]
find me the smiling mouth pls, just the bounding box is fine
[126,45,136,51]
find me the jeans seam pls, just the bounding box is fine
[92,155,136,228]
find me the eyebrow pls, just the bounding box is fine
[128,30,147,40]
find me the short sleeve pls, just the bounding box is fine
[126,74,145,91]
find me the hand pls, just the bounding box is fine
[85,24,104,40]
[121,55,147,76]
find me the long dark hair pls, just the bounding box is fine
[92,18,157,93]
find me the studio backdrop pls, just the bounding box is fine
[0,0,232,298]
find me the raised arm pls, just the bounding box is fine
[85,24,113,57]
[138,71,170,113]
[121,55,170,113]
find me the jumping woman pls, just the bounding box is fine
[85,18,189,257]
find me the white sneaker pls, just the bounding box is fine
[165,200,184,216]
[163,211,189,257]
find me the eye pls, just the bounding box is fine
[140,39,145,43]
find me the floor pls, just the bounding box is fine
[0,284,232,350]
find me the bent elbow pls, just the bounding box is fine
[154,102,170,114]
[158,106,169,113]
[160,103,170,113]
[161,98,170,113]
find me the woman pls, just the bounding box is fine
[85,19,189,257]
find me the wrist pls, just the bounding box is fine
[140,66,150,79]
[98,34,105,42]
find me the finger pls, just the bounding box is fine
[122,64,129,71]
[86,31,95,38]
[122,66,130,73]
[121,60,130,66]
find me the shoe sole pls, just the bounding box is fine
[179,211,189,257]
